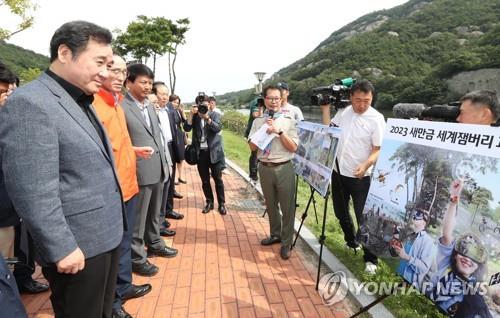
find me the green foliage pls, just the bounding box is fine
[114,16,189,93]
[18,67,41,82]
[0,0,36,40]
[221,110,248,136]
[225,0,500,111]
[0,41,48,83]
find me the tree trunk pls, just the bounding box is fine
[171,43,179,94]
[168,52,174,94]
[152,53,157,75]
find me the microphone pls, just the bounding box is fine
[392,103,426,119]
[268,109,275,119]
[393,103,460,122]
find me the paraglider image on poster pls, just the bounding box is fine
[360,118,500,317]
[292,121,341,197]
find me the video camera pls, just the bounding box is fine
[310,77,356,109]
[392,102,460,122]
[195,92,209,115]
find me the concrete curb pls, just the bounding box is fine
[225,158,395,318]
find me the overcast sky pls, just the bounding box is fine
[5,0,408,101]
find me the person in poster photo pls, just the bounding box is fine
[394,209,436,288]
[426,179,490,317]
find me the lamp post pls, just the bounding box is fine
[254,72,266,95]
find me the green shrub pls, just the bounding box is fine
[221,110,248,136]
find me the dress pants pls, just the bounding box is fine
[13,222,35,285]
[331,170,378,264]
[161,142,176,220]
[258,162,296,247]
[131,182,167,265]
[249,149,258,180]
[197,149,225,205]
[0,226,14,258]
[42,247,120,318]
[113,195,138,310]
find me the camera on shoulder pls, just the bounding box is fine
[310,77,356,110]
[195,92,209,114]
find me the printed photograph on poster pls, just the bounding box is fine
[360,119,500,317]
[292,121,340,197]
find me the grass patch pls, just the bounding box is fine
[222,129,445,318]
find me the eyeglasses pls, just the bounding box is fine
[109,68,127,76]
[265,97,281,102]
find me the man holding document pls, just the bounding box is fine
[248,84,299,260]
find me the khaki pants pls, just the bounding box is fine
[259,162,296,246]
[0,226,15,258]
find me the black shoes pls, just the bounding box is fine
[162,220,171,228]
[202,202,214,214]
[132,260,159,277]
[173,191,183,199]
[122,283,152,302]
[160,228,176,237]
[218,204,227,215]
[147,246,178,258]
[112,306,132,318]
[261,236,281,246]
[165,210,184,220]
[17,279,49,294]
[280,245,291,260]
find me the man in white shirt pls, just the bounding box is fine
[278,82,304,121]
[321,80,386,274]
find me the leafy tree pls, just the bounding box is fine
[113,15,174,74]
[18,66,40,82]
[114,16,189,93]
[166,18,189,94]
[0,0,36,40]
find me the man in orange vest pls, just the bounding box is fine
[93,54,153,318]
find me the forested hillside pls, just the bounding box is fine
[221,0,500,109]
[0,41,49,82]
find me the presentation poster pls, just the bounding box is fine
[292,121,341,197]
[360,118,500,317]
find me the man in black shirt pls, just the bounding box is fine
[0,21,125,318]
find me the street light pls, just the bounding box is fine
[254,72,266,95]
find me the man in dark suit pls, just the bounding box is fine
[153,82,184,235]
[184,96,227,215]
[121,64,177,277]
[0,21,125,317]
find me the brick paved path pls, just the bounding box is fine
[22,165,355,318]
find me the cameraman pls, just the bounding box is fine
[456,89,499,125]
[244,97,264,181]
[184,95,227,215]
[320,79,386,274]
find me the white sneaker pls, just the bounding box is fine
[364,262,377,275]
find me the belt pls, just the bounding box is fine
[259,160,290,167]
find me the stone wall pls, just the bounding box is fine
[446,68,500,99]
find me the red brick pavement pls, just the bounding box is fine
[22,165,354,317]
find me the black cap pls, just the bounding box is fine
[277,82,289,91]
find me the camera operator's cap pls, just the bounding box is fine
[277,82,289,91]
[454,233,487,264]
[412,208,429,222]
